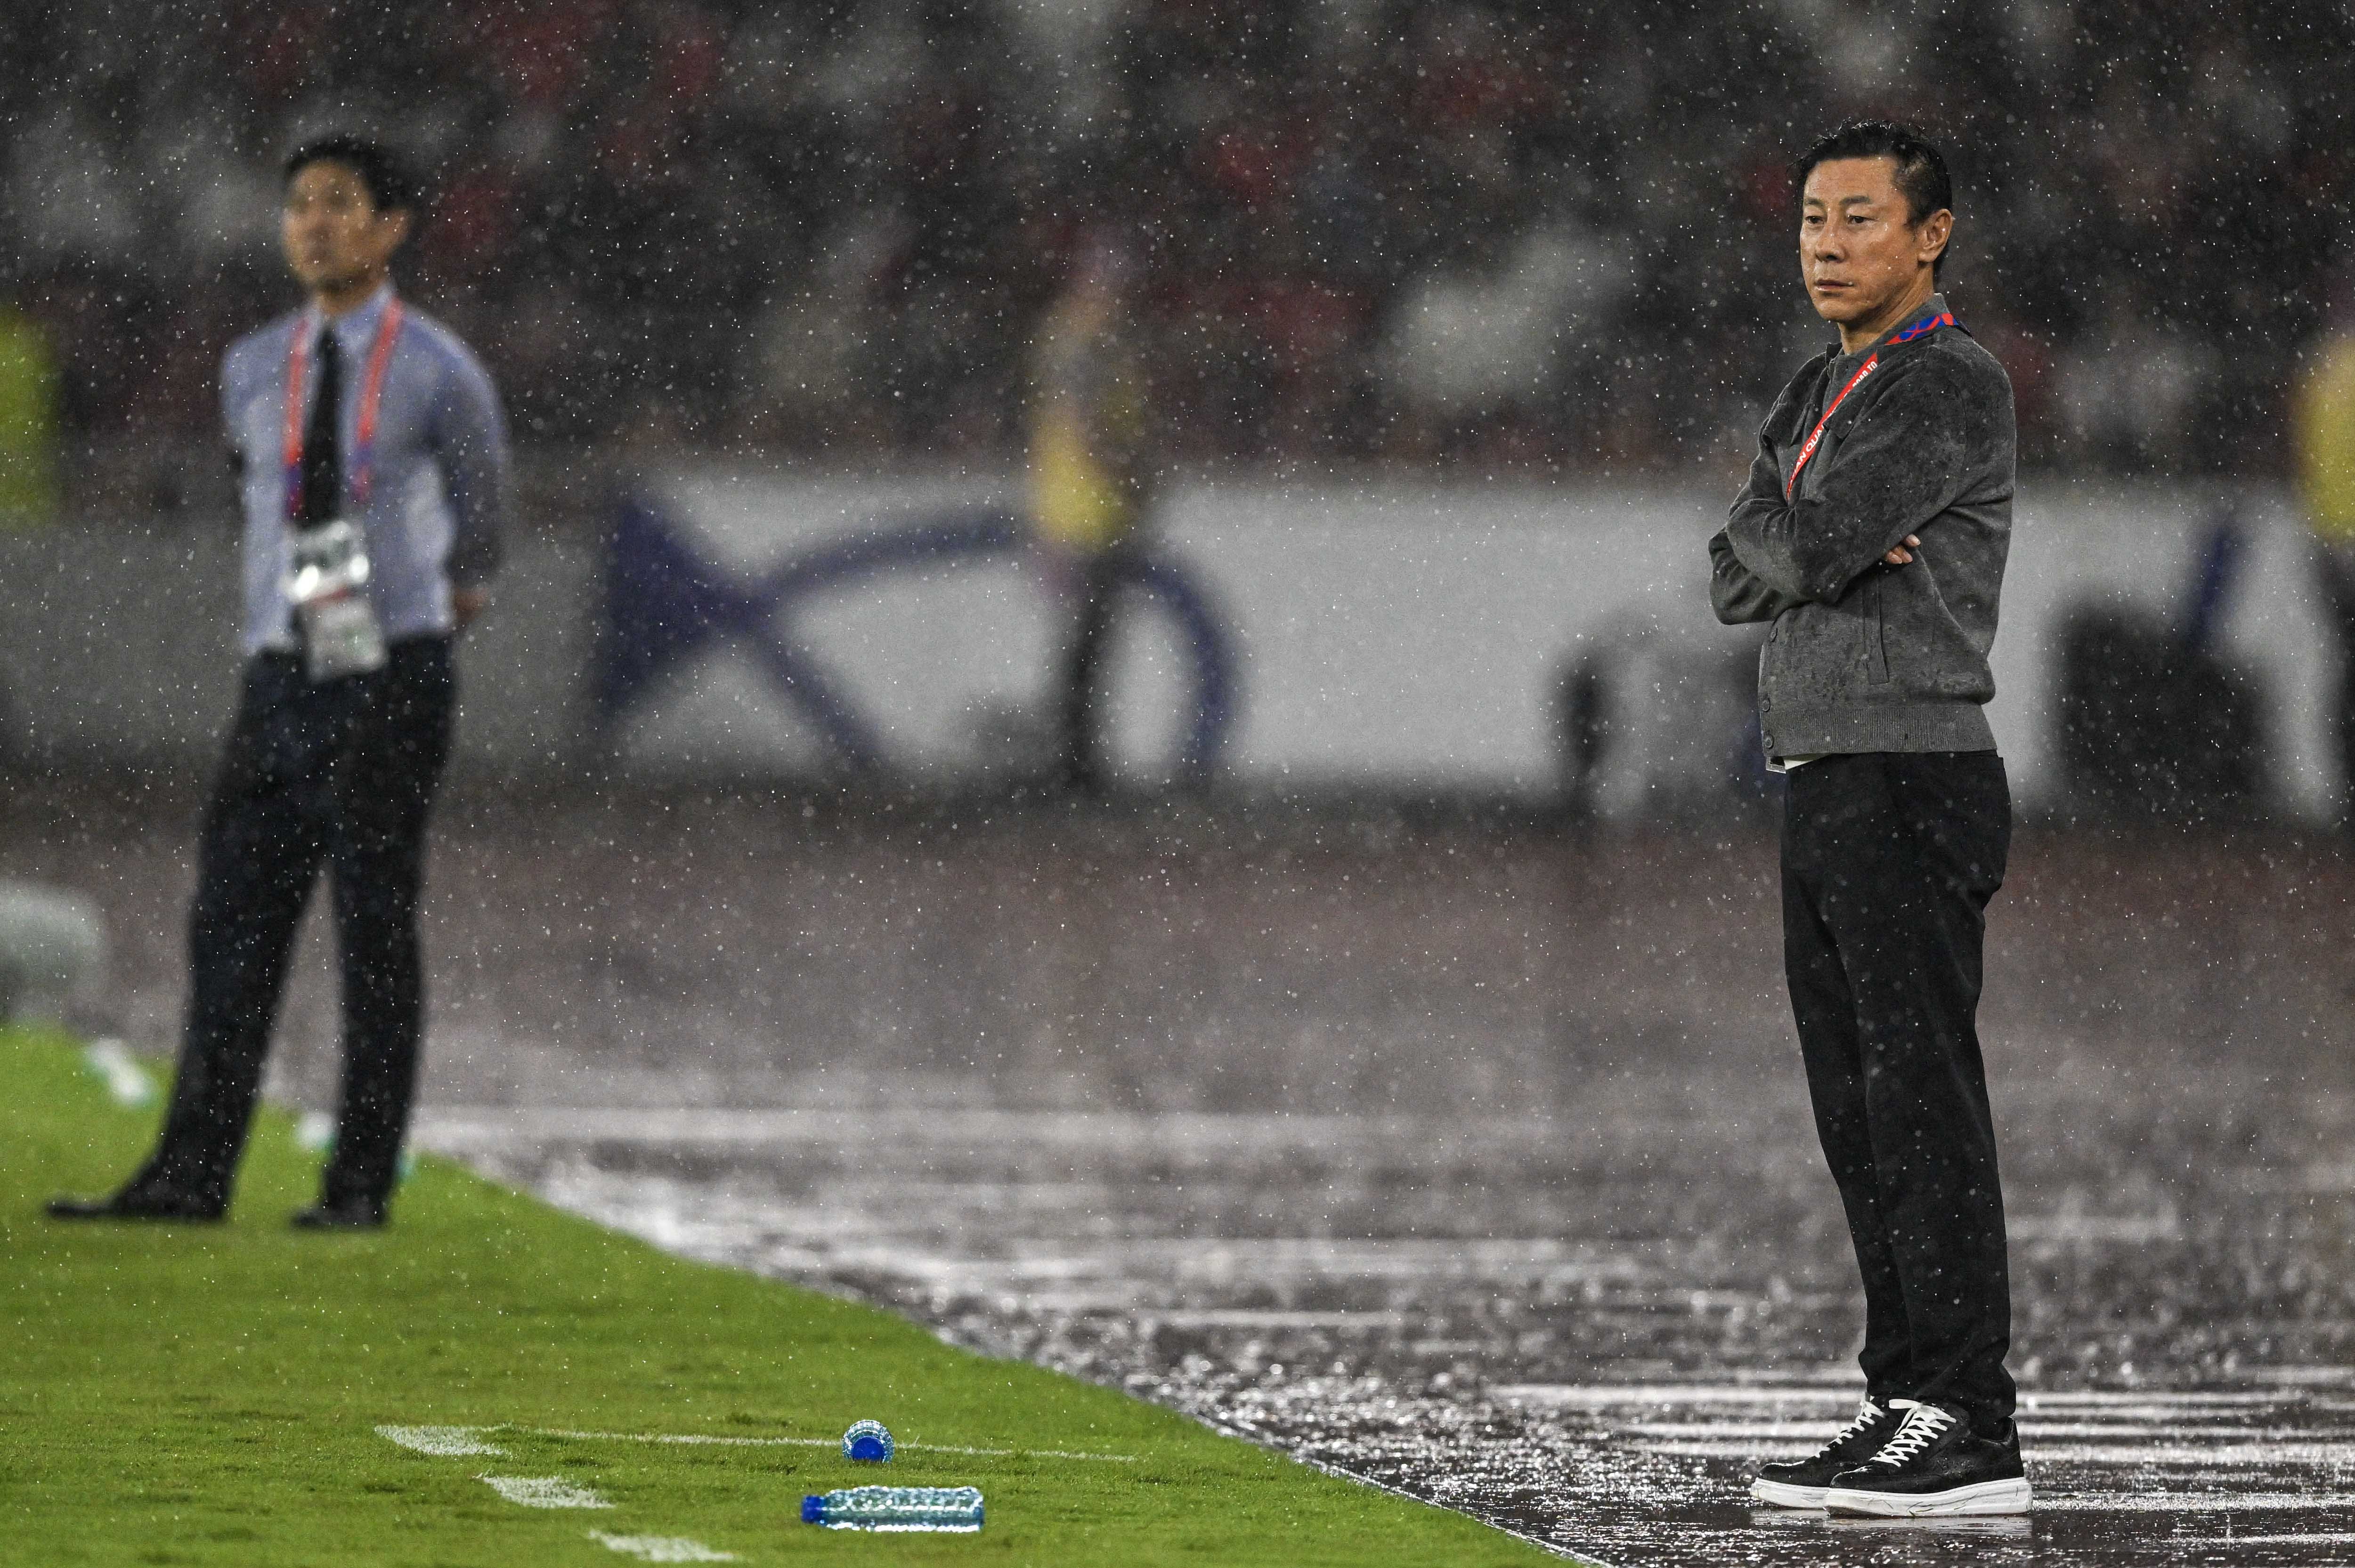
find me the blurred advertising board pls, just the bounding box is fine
[0,474,2334,820]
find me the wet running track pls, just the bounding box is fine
[15,780,2355,1563]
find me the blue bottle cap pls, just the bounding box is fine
[801,1495,825,1524]
[842,1418,894,1462]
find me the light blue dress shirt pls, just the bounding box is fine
[221,285,509,657]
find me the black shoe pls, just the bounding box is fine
[290,1199,387,1231]
[47,1184,224,1222]
[1823,1400,2031,1516]
[1048,754,1109,798]
[1750,1396,1908,1508]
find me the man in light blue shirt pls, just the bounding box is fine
[221,273,507,660]
[51,136,509,1230]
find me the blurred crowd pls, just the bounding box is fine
[0,0,2347,501]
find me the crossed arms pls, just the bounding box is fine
[1711,357,1980,624]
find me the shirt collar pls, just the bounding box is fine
[1887,291,1950,344]
[1830,292,1951,364]
[305,283,395,354]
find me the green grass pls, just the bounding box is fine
[0,1028,1559,1566]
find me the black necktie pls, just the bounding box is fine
[299,325,343,525]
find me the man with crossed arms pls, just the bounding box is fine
[1710,120,2028,1517]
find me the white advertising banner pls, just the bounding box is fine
[0,475,2333,819]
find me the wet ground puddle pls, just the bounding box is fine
[419,1105,2355,1565]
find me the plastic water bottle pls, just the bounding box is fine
[841,1419,893,1462]
[800,1486,983,1532]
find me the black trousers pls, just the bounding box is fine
[141,639,455,1211]
[1780,751,2015,1436]
[2321,542,2355,830]
[1056,544,1138,792]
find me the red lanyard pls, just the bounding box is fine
[1784,354,1880,500]
[1783,309,1953,500]
[281,298,405,522]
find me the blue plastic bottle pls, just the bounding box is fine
[801,1485,983,1532]
[842,1419,893,1462]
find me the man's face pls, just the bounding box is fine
[1799,156,1950,328]
[281,160,409,298]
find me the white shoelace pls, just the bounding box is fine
[1866,1401,1957,1469]
[1808,1397,1893,1460]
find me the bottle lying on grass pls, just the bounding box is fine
[801,1485,983,1532]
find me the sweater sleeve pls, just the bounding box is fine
[1710,414,1810,624]
[1710,528,1802,624]
[1722,356,1988,606]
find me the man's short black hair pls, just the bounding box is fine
[283,136,417,213]
[1796,119,1953,280]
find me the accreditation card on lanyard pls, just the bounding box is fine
[1784,309,1954,500]
[280,299,404,681]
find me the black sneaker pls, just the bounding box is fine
[47,1185,224,1222]
[1823,1400,2030,1517]
[1750,1396,1908,1508]
[290,1198,388,1231]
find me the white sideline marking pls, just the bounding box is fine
[2036,1495,2355,1513]
[479,1475,613,1509]
[1629,1420,2285,1441]
[2245,1366,2355,1387]
[82,1040,156,1108]
[1817,1515,2032,1538]
[1497,1384,2298,1411]
[410,1106,1572,1156]
[510,1425,1139,1463]
[376,1424,506,1457]
[588,1533,738,1562]
[2009,1213,2178,1243]
[2217,1534,2355,1544]
[2040,1441,2355,1465]
[1499,1385,1855,1408]
[1644,1440,1821,1459]
[1643,1438,2355,1465]
[1151,1309,1411,1330]
[2017,1391,2293,1410]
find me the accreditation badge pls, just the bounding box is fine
[284,518,389,681]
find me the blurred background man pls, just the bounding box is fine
[48,136,508,1229]
[0,283,62,527]
[1027,237,1153,795]
[2295,294,2355,833]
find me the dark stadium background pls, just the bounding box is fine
[2,0,2346,510]
[6,4,2355,1564]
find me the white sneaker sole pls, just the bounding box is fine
[1822,1477,2032,1517]
[1749,1478,1829,1509]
